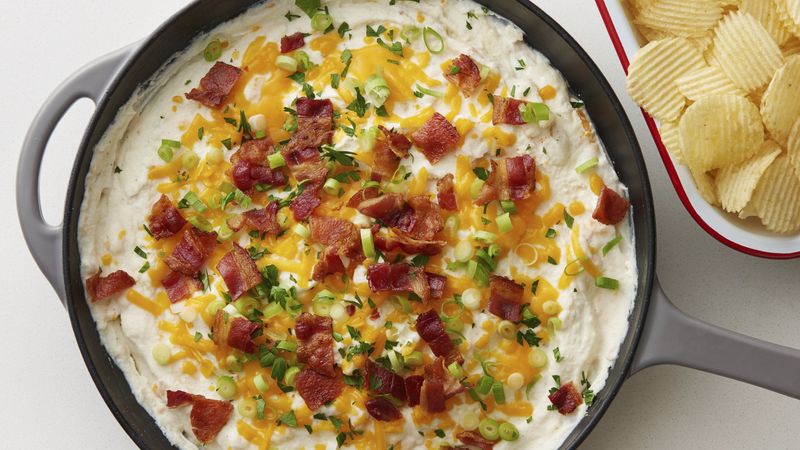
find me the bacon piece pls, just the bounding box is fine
[372,134,402,181]
[148,195,186,240]
[444,54,481,96]
[456,431,498,450]
[420,357,465,413]
[426,273,446,299]
[436,174,457,211]
[211,311,260,353]
[364,359,407,401]
[309,215,363,262]
[280,32,306,53]
[379,125,412,158]
[401,196,444,241]
[295,368,344,410]
[416,310,462,365]
[405,375,424,407]
[161,270,202,303]
[296,313,336,377]
[216,244,262,300]
[374,229,447,256]
[230,138,287,193]
[164,227,217,276]
[475,155,536,205]
[367,262,430,301]
[346,187,380,208]
[492,96,527,125]
[289,182,323,221]
[312,249,346,281]
[411,112,460,164]
[592,186,630,225]
[85,270,135,302]
[365,397,403,422]
[356,193,406,223]
[236,202,281,234]
[548,381,583,415]
[185,62,242,109]
[487,275,524,323]
[165,390,233,443]
[282,98,334,163]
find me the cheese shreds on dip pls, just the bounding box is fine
[78,0,637,449]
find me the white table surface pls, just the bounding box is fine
[1,1,798,449]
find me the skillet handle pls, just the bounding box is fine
[16,45,134,306]
[630,277,800,399]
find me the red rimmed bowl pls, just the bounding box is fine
[595,0,800,259]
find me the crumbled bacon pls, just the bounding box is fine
[415,310,463,365]
[216,244,262,300]
[405,375,424,407]
[457,431,498,450]
[374,228,447,256]
[185,61,242,109]
[309,215,363,262]
[164,228,218,276]
[211,311,260,353]
[85,270,135,302]
[367,263,430,301]
[444,54,481,96]
[492,96,527,125]
[282,98,334,164]
[295,313,336,377]
[289,181,324,221]
[356,193,406,222]
[229,202,281,235]
[346,187,380,208]
[436,174,457,211]
[420,357,465,413]
[379,125,412,158]
[411,112,460,164]
[592,186,630,225]
[229,138,287,193]
[548,381,583,415]
[371,134,402,181]
[487,275,524,323]
[280,32,306,53]
[295,368,344,410]
[475,155,536,205]
[165,390,233,444]
[148,195,186,240]
[311,249,346,281]
[161,270,202,303]
[400,196,444,241]
[426,273,446,299]
[364,359,407,401]
[365,397,403,422]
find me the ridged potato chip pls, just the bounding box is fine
[775,0,800,38]
[676,65,745,101]
[784,37,800,57]
[635,0,723,37]
[748,154,800,232]
[689,165,719,205]
[788,118,800,176]
[711,11,784,92]
[627,38,707,121]
[716,140,782,212]
[740,0,793,46]
[658,120,684,163]
[679,95,764,172]
[761,56,800,146]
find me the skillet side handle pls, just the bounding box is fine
[630,277,800,399]
[16,45,134,306]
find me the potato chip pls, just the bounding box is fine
[689,165,719,205]
[676,65,745,101]
[658,120,684,164]
[775,0,800,38]
[783,37,800,57]
[635,0,723,38]
[627,38,707,121]
[788,118,800,176]
[689,35,714,55]
[637,25,672,42]
[748,154,800,233]
[761,55,800,146]
[679,95,764,172]
[740,0,793,46]
[717,0,740,7]
[711,11,785,92]
[716,140,782,212]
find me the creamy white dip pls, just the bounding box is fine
[79,0,637,449]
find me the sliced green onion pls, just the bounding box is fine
[295,51,314,71]
[563,259,586,277]
[445,215,460,236]
[496,213,513,233]
[404,351,423,367]
[253,373,269,393]
[470,178,485,199]
[207,147,224,164]
[575,157,599,174]
[315,289,335,301]
[275,54,298,72]
[268,152,286,169]
[358,126,378,152]
[400,25,421,41]
[293,223,310,239]
[157,142,176,162]
[496,320,516,340]
[492,382,506,404]
[262,302,283,319]
[461,288,481,310]
[187,215,213,232]
[478,418,499,441]
[461,411,480,431]
[225,354,242,372]
[479,64,492,81]
[602,235,622,255]
[284,366,300,386]
[237,399,257,418]
[203,39,223,61]
[499,422,520,441]
[547,317,562,335]
[423,26,445,54]
[474,230,496,244]
[388,351,404,373]
[415,84,444,98]
[476,375,495,395]
[520,102,551,123]
[506,372,525,390]
[276,340,297,352]
[181,151,200,170]
[323,178,342,196]
[311,12,333,31]
[217,222,234,241]
[234,297,259,316]
[528,348,548,368]
[360,228,376,259]
[365,74,391,107]
[454,240,474,262]
[312,298,334,316]
[152,343,171,365]
[447,362,464,379]
[500,200,517,214]
[216,376,237,399]
[595,276,619,290]
[206,299,226,316]
[182,191,208,212]
[466,259,478,279]
[389,295,411,314]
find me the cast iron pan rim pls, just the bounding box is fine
[61,0,656,448]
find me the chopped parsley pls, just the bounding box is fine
[278,410,298,427]
[338,22,351,38]
[347,87,369,117]
[285,11,300,21]
[366,24,386,37]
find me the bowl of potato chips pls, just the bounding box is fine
[596,0,800,258]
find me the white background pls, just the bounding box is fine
[1,1,798,449]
